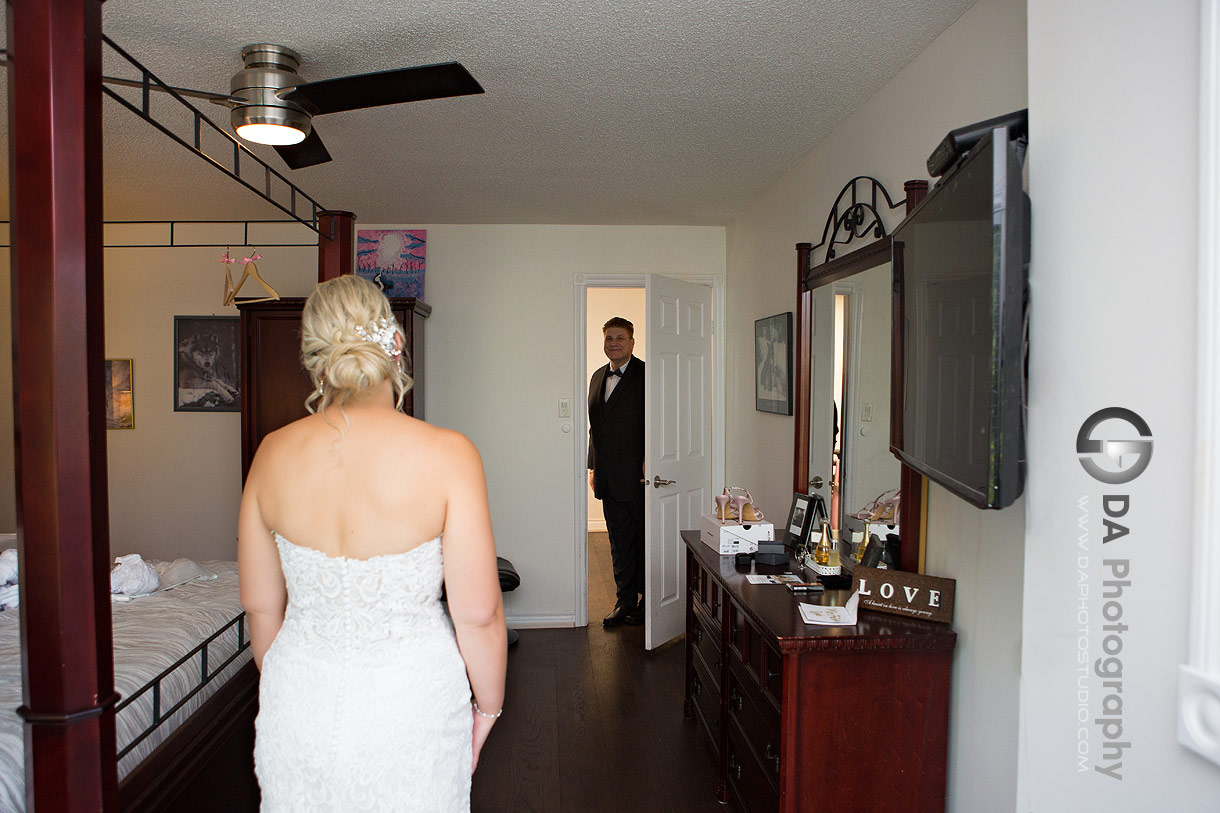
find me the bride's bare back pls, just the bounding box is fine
[250,398,462,561]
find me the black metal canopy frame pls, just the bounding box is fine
[98,36,331,236]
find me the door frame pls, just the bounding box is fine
[572,272,726,627]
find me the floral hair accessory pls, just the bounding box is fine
[354,318,400,358]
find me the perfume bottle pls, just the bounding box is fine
[813,521,831,566]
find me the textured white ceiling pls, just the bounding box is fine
[2,0,976,225]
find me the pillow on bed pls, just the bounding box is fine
[153,558,219,590]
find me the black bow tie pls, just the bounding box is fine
[608,368,623,378]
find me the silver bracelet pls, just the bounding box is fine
[472,700,502,719]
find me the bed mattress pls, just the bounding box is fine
[0,560,252,811]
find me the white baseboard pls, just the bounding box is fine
[505,613,579,629]
[587,520,607,533]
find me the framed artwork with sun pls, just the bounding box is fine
[356,229,426,298]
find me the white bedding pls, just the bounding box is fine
[0,560,252,811]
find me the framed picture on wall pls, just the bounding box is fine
[104,359,134,429]
[174,316,241,412]
[356,229,426,298]
[755,312,793,415]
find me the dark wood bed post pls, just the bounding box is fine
[793,243,813,494]
[9,0,119,810]
[318,210,357,281]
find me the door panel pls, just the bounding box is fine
[645,275,713,649]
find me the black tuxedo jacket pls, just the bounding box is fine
[588,356,645,502]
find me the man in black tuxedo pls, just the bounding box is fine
[588,317,646,627]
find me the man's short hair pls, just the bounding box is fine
[602,317,634,338]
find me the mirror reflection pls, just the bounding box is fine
[808,263,901,544]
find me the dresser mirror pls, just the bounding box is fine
[795,178,927,572]
[810,264,902,537]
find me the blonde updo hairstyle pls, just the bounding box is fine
[300,275,412,414]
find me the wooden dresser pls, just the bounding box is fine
[237,297,430,480]
[682,531,955,812]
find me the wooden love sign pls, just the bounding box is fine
[851,566,955,624]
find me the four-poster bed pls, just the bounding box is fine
[6,2,356,809]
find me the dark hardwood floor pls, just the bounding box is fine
[470,532,724,813]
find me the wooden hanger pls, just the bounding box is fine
[223,250,280,306]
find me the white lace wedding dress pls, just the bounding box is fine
[254,534,472,812]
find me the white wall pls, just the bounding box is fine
[1020,0,1220,808]
[585,287,646,531]
[374,224,724,626]
[724,0,1028,809]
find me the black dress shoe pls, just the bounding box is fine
[625,603,644,625]
[603,601,636,627]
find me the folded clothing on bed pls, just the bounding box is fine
[0,549,17,610]
[111,554,160,596]
[0,549,15,586]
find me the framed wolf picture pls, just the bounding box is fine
[174,316,241,412]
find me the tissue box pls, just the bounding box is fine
[699,514,775,555]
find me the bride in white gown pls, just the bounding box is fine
[238,275,507,812]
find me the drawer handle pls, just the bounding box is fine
[765,743,781,772]
[766,668,781,683]
[728,755,743,780]
[729,688,744,712]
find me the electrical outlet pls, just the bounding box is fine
[559,398,571,418]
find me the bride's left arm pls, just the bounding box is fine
[238,455,287,671]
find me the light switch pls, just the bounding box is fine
[861,402,873,422]
[559,398,571,418]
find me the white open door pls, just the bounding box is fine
[644,274,713,649]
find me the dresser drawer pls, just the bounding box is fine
[726,717,780,813]
[691,603,722,685]
[727,601,771,691]
[691,558,724,620]
[690,646,722,752]
[726,661,781,793]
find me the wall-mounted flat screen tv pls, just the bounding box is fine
[891,125,1029,509]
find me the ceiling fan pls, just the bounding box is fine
[104,43,484,170]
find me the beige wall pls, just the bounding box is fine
[724,0,1028,809]
[1,225,724,629]
[412,225,723,625]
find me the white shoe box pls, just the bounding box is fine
[699,514,775,555]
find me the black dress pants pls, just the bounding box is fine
[602,494,645,606]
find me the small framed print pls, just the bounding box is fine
[104,359,134,429]
[755,312,793,415]
[782,492,815,549]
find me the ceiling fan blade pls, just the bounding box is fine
[282,61,483,117]
[274,128,332,170]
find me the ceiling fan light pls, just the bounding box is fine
[236,122,307,146]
